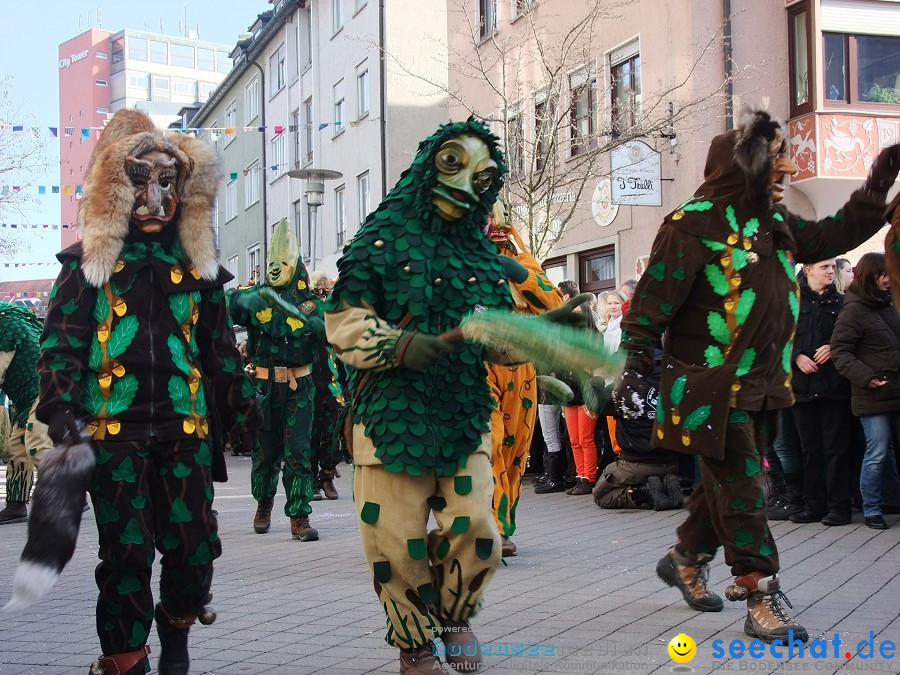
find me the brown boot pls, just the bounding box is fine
[321,470,339,500]
[0,501,28,524]
[728,572,809,643]
[88,646,151,675]
[501,537,517,557]
[440,620,482,671]
[570,477,595,495]
[253,501,273,534]
[290,516,319,541]
[656,546,724,612]
[399,643,448,674]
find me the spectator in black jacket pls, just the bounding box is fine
[789,259,854,525]
[592,348,684,510]
[831,253,900,529]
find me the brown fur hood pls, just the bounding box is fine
[78,109,221,287]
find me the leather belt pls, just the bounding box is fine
[250,364,311,391]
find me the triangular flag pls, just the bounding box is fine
[12,125,23,132]
[49,127,58,137]
[243,169,251,176]
[38,186,46,195]
[30,127,40,138]
[226,127,236,135]
[242,126,253,132]
[76,185,83,194]
[270,165,278,171]
[257,127,265,132]
[318,123,328,130]
[63,185,73,195]
[274,126,285,134]
[229,172,238,180]
[81,128,90,140]
[51,186,59,194]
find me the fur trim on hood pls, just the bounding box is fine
[734,107,784,212]
[78,109,221,287]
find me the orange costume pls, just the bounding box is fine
[486,218,562,549]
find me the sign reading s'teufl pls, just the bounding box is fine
[611,140,662,207]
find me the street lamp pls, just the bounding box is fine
[287,168,343,269]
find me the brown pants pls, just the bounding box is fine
[594,458,679,509]
[676,409,779,577]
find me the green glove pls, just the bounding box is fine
[582,376,611,415]
[232,288,268,315]
[497,255,529,284]
[536,375,574,406]
[399,331,454,371]
[305,314,326,338]
[259,287,304,319]
[540,293,595,326]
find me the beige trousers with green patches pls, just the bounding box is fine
[354,449,501,649]
[4,399,51,503]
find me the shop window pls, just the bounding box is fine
[579,246,616,293]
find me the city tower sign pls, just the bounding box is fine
[59,50,90,69]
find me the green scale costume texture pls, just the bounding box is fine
[230,220,324,538]
[325,120,513,667]
[0,303,52,521]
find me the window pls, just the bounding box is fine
[128,37,147,61]
[357,172,370,225]
[579,246,616,293]
[541,257,567,287]
[333,0,344,34]
[199,82,216,101]
[300,10,313,69]
[823,32,900,106]
[534,96,557,171]
[789,5,813,115]
[335,185,347,248]
[610,40,641,135]
[357,64,369,118]
[197,47,215,72]
[225,100,237,145]
[245,162,260,208]
[112,37,124,64]
[150,40,168,64]
[171,44,195,69]
[506,112,525,176]
[153,76,170,97]
[128,73,149,91]
[247,244,261,284]
[303,99,314,164]
[333,80,345,137]
[271,133,287,179]
[95,79,108,87]
[292,110,301,167]
[172,78,196,97]
[569,70,596,155]
[225,180,237,221]
[355,0,367,12]
[245,77,260,123]
[269,43,286,96]
[296,200,311,262]
[226,256,238,290]
[479,0,497,41]
[96,107,108,114]
[95,51,108,59]
[216,51,231,73]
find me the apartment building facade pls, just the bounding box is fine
[58,29,232,248]
[194,0,449,284]
[449,0,899,294]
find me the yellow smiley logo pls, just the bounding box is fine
[667,633,696,663]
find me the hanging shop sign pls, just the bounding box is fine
[611,140,662,207]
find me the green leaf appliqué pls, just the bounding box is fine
[704,264,729,297]
[670,375,687,406]
[683,405,711,432]
[707,312,731,345]
[106,375,139,416]
[735,289,756,326]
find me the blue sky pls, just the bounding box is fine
[0,0,269,279]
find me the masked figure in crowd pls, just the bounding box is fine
[35,109,258,675]
[0,303,52,524]
[615,107,899,644]
[230,219,325,541]
[324,119,522,674]
[307,271,347,501]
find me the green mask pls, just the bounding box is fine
[266,218,299,287]
[431,133,499,222]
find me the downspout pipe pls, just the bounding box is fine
[723,0,734,130]
[248,59,269,272]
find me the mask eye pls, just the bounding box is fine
[436,148,464,174]
[473,169,496,193]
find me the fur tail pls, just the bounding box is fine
[2,441,95,612]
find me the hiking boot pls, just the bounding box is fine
[253,501,273,534]
[155,604,192,675]
[656,547,724,612]
[0,501,28,524]
[736,573,808,643]
[644,476,671,510]
[663,474,684,509]
[501,538,517,557]
[321,478,339,500]
[534,478,565,494]
[789,509,825,524]
[291,516,319,541]
[440,620,482,671]
[400,643,448,674]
